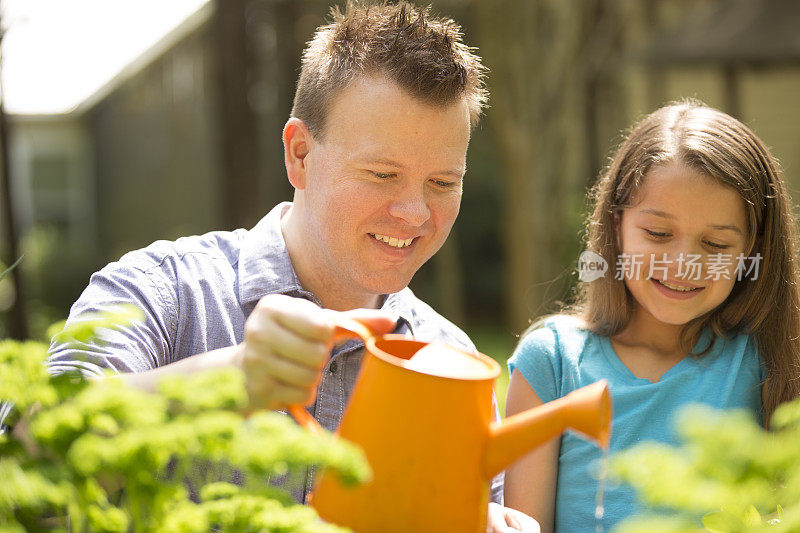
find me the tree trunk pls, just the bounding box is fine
[213,0,262,230]
[473,0,628,332]
[0,9,29,339]
[433,229,466,327]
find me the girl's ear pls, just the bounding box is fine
[283,118,313,190]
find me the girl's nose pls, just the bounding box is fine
[667,241,707,280]
[388,189,430,227]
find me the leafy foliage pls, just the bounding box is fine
[611,401,800,532]
[0,308,370,532]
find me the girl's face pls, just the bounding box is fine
[616,163,749,328]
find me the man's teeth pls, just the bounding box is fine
[372,233,414,248]
[657,279,699,292]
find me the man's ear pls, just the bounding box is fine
[283,118,312,190]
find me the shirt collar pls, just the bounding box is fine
[238,202,310,305]
[383,290,417,335]
[237,202,416,335]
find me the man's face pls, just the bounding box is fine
[290,74,471,308]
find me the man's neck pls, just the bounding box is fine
[306,279,382,312]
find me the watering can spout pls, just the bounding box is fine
[484,380,612,479]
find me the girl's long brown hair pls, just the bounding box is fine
[576,101,800,425]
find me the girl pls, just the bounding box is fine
[504,101,800,532]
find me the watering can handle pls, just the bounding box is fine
[287,316,374,436]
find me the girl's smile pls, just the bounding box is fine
[651,277,705,300]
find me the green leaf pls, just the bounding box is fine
[702,510,742,532]
[49,304,145,345]
[742,505,762,526]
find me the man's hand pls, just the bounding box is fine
[487,502,541,533]
[235,294,395,413]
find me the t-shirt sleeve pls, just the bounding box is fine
[47,259,176,377]
[507,324,562,404]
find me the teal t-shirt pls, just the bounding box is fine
[507,315,764,532]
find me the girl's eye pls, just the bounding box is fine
[704,240,730,250]
[644,229,670,238]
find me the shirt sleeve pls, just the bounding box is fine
[47,258,176,377]
[507,324,562,403]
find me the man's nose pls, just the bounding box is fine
[388,188,430,227]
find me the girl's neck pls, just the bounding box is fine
[613,306,694,356]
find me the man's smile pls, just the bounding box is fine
[370,233,416,248]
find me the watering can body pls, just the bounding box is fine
[311,336,497,532]
[293,327,611,533]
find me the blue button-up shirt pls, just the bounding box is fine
[42,202,503,504]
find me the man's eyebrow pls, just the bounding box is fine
[361,157,405,169]
[360,157,465,178]
[640,209,744,235]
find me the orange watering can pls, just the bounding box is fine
[288,318,611,533]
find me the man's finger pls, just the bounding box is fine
[256,295,335,342]
[246,317,331,368]
[263,354,320,388]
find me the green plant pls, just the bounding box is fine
[0,307,370,532]
[611,400,800,532]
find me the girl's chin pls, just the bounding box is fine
[656,318,693,327]
[635,304,698,328]
[646,309,702,327]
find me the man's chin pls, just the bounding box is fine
[362,275,415,299]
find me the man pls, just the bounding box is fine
[43,2,538,531]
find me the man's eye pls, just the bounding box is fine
[432,179,456,189]
[373,172,394,179]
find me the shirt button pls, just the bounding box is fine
[329,361,338,374]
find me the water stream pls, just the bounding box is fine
[595,447,609,533]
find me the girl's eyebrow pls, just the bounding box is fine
[640,208,744,235]
[710,224,744,235]
[640,208,673,219]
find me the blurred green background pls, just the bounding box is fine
[2,0,800,415]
